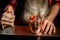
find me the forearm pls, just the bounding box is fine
[45,4,59,22]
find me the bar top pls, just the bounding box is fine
[0,25,60,36]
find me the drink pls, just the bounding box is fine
[29,13,42,35]
[0,24,14,34]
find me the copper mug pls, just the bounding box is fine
[29,14,43,35]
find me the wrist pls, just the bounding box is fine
[45,17,54,22]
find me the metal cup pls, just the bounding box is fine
[29,13,42,35]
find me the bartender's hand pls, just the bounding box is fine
[1,13,15,27]
[1,5,15,28]
[41,19,56,35]
[41,4,59,35]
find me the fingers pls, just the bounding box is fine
[41,20,56,35]
[42,20,48,31]
[48,24,54,35]
[2,21,14,27]
[53,24,56,34]
[48,23,56,35]
[44,22,51,35]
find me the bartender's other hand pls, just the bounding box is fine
[41,19,56,35]
[1,5,15,28]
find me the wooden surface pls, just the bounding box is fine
[0,25,60,36]
[14,25,60,36]
[0,25,60,40]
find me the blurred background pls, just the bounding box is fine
[0,0,60,40]
[0,0,60,39]
[0,0,60,25]
[0,0,60,26]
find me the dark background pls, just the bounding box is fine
[0,0,60,26]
